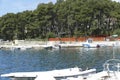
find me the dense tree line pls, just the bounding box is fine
[0,0,120,40]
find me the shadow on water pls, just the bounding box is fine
[0,47,120,80]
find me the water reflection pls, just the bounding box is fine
[0,47,120,80]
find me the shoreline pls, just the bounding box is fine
[0,40,120,50]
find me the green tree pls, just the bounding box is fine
[0,0,120,40]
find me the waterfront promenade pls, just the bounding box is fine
[0,39,120,50]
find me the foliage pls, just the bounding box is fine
[0,0,120,40]
[46,32,56,38]
[113,29,120,36]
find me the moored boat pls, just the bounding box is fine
[65,59,120,80]
[1,67,96,80]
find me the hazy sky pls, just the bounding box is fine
[112,0,120,2]
[0,0,56,16]
[0,0,120,17]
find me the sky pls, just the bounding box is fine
[112,0,120,2]
[0,0,120,17]
[0,0,56,16]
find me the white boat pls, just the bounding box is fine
[82,39,100,48]
[2,59,120,80]
[52,44,61,49]
[82,43,100,48]
[1,67,96,80]
[65,59,120,80]
[82,38,108,48]
[41,45,53,49]
[89,59,120,80]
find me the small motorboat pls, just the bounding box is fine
[1,67,96,80]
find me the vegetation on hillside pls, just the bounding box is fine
[0,0,120,40]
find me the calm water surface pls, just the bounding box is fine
[0,47,120,80]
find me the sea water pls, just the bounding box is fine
[0,47,120,80]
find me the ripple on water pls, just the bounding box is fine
[0,47,119,80]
